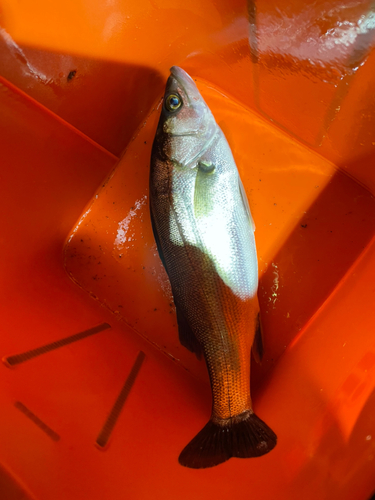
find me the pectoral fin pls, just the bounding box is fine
[193,161,217,219]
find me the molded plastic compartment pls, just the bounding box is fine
[1,1,375,499]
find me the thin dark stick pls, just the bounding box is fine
[4,323,111,367]
[14,401,60,441]
[96,351,146,449]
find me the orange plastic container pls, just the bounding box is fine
[1,0,375,498]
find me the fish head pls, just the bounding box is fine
[156,66,217,167]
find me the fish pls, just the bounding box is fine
[149,66,277,469]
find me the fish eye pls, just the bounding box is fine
[165,93,182,112]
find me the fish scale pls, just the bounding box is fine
[150,66,277,468]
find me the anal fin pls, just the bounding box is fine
[175,303,202,360]
[252,313,264,364]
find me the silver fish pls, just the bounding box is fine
[150,66,276,468]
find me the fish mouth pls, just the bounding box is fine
[167,66,202,105]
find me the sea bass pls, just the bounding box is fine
[149,66,277,468]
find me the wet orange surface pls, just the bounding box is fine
[1,0,375,499]
[64,81,375,387]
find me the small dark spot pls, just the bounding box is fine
[98,261,101,265]
[153,308,157,311]
[144,141,147,144]
[301,224,307,228]
[80,239,84,242]
[259,179,262,181]
[119,255,122,258]
[274,203,277,206]
[142,266,145,270]
[330,230,333,233]
[67,70,77,81]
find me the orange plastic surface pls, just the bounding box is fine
[1,0,375,499]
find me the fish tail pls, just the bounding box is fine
[178,410,276,469]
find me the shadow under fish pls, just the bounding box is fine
[149,66,277,468]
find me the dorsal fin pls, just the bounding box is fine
[238,176,255,231]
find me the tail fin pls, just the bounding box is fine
[178,411,276,469]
